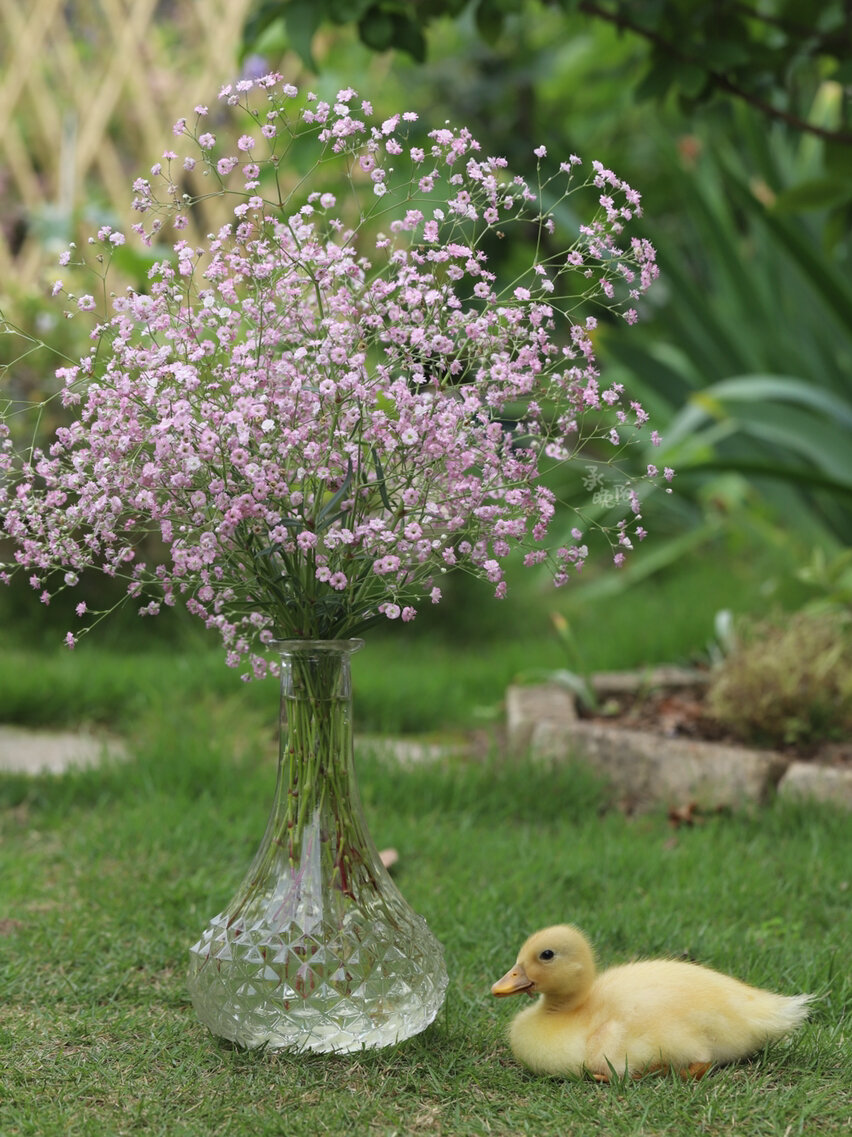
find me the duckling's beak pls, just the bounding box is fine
[491,962,535,998]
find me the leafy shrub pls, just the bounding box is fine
[706,612,852,748]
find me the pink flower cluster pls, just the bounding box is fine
[0,76,662,678]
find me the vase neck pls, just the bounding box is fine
[277,639,363,703]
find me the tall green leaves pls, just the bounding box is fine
[599,118,852,545]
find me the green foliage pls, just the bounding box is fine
[796,546,852,616]
[241,0,852,145]
[595,112,852,546]
[707,612,852,748]
[243,0,433,68]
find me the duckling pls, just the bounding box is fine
[492,925,810,1080]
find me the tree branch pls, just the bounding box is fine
[578,0,852,145]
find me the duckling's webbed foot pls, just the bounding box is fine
[681,1061,712,1080]
[593,1061,711,1082]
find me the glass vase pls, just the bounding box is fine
[187,639,448,1052]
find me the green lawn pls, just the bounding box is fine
[1,539,848,1135]
[1,688,849,1136]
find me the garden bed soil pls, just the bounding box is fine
[583,681,852,770]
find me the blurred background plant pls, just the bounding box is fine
[706,610,852,749]
[1,0,850,727]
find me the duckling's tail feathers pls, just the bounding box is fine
[762,992,811,1039]
[783,993,812,1027]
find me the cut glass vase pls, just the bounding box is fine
[187,639,448,1052]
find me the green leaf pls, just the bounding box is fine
[358,7,394,52]
[328,0,373,21]
[824,139,852,177]
[634,54,677,101]
[682,459,852,498]
[660,375,852,500]
[391,13,427,62]
[371,447,393,511]
[672,61,708,99]
[724,167,852,335]
[772,178,852,215]
[282,0,322,68]
[822,205,852,255]
[672,406,852,494]
[316,458,354,528]
[829,59,852,84]
[242,0,288,54]
[697,375,852,430]
[475,0,505,44]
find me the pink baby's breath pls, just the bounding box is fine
[0,77,662,672]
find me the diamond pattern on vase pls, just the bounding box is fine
[188,897,448,1052]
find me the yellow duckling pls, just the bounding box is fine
[492,925,810,1080]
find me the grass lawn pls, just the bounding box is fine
[1,681,849,1137]
[1,539,848,1135]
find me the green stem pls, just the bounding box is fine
[226,639,381,929]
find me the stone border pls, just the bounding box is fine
[506,674,852,812]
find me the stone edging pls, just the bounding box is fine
[506,674,852,812]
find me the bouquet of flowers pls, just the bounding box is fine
[0,74,663,677]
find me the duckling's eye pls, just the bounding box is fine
[539,949,555,961]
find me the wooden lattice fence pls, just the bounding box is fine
[0,0,255,293]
